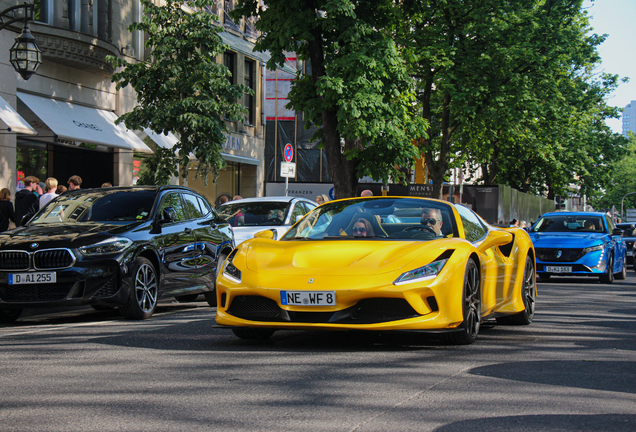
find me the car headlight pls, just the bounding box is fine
[223,250,242,283]
[582,245,604,254]
[394,259,448,285]
[79,237,133,256]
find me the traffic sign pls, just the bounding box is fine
[284,143,293,162]
[280,162,296,178]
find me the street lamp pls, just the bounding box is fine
[0,3,42,80]
[620,192,636,221]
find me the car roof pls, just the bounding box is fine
[541,211,608,217]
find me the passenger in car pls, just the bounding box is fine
[352,218,375,237]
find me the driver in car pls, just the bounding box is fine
[421,208,443,236]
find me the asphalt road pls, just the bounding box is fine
[1,273,635,432]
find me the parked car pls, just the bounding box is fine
[616,223,636,266]
[216,196,317,245]
[0,186,234,323]
[529,212,626,282]
[215,196,536,345]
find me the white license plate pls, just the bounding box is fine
[627,251,633,256]
[9,272,57,285]
[280,291,336,306]
[546,266,572,273]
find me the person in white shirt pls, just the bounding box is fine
[39,177,59,209]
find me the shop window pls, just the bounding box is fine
[16,143,47,189]
[244,59,255,125]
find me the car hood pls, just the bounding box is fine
[0,222,142,249]
[232,225,291,246]
[242,238,457,276]
[529,232,607,248]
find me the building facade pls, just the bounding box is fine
[622,100,636,138]
[0,0,267,205]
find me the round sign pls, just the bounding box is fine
[284,143,293,162]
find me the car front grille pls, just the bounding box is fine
[92,276,119,299]
[226,295,421,324]
[0,249,75,271]
[0,283,74,302]
[0,251,30,270]
[34,249,75,270]
[535,248,585,262]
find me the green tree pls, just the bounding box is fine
[234,0,426,198]
[108,0,251,186]
[399,0,623,199]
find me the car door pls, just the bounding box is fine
[606,216,626,272]
[153,191,200,294]
[181,193,224,289]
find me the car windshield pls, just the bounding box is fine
[30,190,158,224]
[281,197,457,240]
[532,215,606,233]
[217,201,289,227]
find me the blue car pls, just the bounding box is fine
[529,211,626,283]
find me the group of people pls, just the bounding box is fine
[0,175,89,232]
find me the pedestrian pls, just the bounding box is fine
[101,182,112,188]
[39,177,59,209]
[15,176,40,226]
[68,175,82,190]
[509,218,519,228]
[0,188,16,232]
[55,185,67,195]
[233,195,243,201]
[36,181,45,197]
[361,190,373,197]
[320,194,329,204]
[216,194,231,208]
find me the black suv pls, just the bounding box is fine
[0,186,234,322]
[616,223,636,266]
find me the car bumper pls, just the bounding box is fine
[535,251,608,276]
[0,259,131,308]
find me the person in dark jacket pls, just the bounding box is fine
[0,188,15,232]
[15,176,40,226]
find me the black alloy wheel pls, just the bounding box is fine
[497,255,535,325]
[443,258,481,345]
[120,257,159,319]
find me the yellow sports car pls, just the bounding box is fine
[215,196,536,344]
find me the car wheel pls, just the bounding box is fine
[232,328,275,340]
[443,258,480,345]
[175,294,200,302]
[204,252,227,307]
[497,255,535,325]
[538,274,551,281]
[600,253,614,284]
[615,255,627,280]
[0,308,22,323]
[120,257,158,320]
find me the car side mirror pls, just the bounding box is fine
[161,207,177,224]
[254,229,278,240]
[294,214,304,223]
[478,229,513,252]
[612,228,623,236]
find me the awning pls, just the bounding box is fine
[0,95,36,135]
[143,128,260,166]
[17,92,153,153]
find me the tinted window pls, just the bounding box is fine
[455,205,487,242]
[31,190,157,224]
[159,193,185,222]
[197,196,212,216]
[218,201,290,227]
[183,194,204,219]
[533,215,605,233]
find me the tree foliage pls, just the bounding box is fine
[234,0,426,198]
[108,0,251,186]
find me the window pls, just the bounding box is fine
[183,194,204,219]
[34,0,51,24]
[291,203,307,223]
[455,205,487,243]
[244,59,255,125]
[159,193,185,222]
[224,51,236,84]
[223,0,240,31]
[197,196,212,216]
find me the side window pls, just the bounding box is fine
[303,202,317,213]
[159,193,185,222]
[291,203,307,222]
[606,216,615,233]
[455,205,487,243]
[197,196,212,216]
[183,194,204,220]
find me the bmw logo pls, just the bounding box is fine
[30,243,39,249]
[556,250,562,258]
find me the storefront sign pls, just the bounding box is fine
[223,135,242,151]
